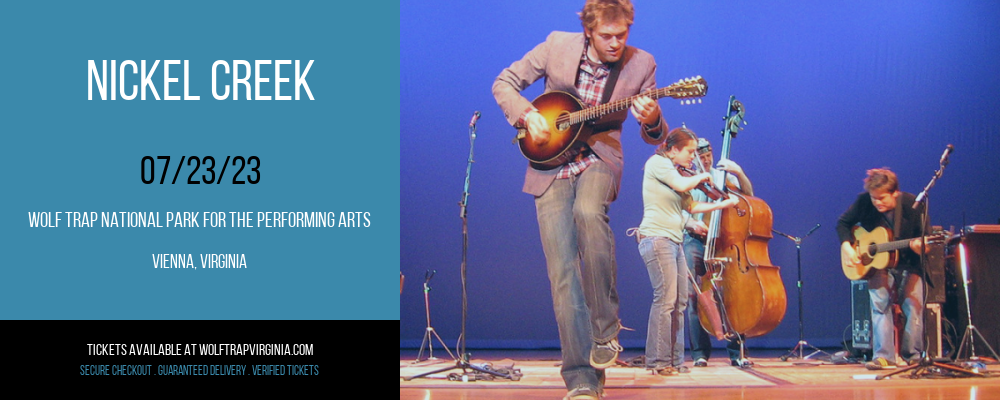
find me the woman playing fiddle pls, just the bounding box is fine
[635,127,738,375]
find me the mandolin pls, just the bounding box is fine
[514,76,707,168]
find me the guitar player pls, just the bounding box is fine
[491,1,667,399]
[836,168,929,370]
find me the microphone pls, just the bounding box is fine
[469,111,481,127]
[806,223,821,236]
[914,144,954,209]
[939,144,954,165]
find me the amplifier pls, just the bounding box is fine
[926,303,943,359]
[924,238,946,304]
[852,280,872,350]
[853,281,946,358]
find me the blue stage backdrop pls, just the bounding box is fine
[401,1,1000,349]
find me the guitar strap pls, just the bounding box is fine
[893,199,902,241]
[891,199,906,303]
[600,57,624,106]
[577,38,622,107]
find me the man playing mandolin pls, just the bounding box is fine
[837,168,928,370]
[492,1,666,398]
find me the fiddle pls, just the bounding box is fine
[677,165,726,200]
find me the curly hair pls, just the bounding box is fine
[863,168,899,193]
[579,0,634,31]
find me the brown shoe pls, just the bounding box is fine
[563,386,601,400]
[590,338,622,369]
[865,357,896,370]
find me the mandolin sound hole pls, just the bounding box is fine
[556,111,572,132]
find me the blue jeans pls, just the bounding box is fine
[869,268,924,361]
[638,236,688,368]
[534,161,618,391]
[683,234,743,361]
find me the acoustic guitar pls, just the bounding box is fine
[515,76,707,168]
[841,226,945,280]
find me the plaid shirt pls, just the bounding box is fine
[553,46,608,178]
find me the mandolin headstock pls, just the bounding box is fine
[665,76,708,104]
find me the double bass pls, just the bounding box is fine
[696,96,787,340]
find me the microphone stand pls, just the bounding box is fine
[878,150,982,379]
[774,223,831,362]
[404,114,519,382]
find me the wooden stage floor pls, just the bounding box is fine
[400,349,1000,400]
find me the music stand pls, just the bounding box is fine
[412,270,457,364]
[774,224,832,362]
